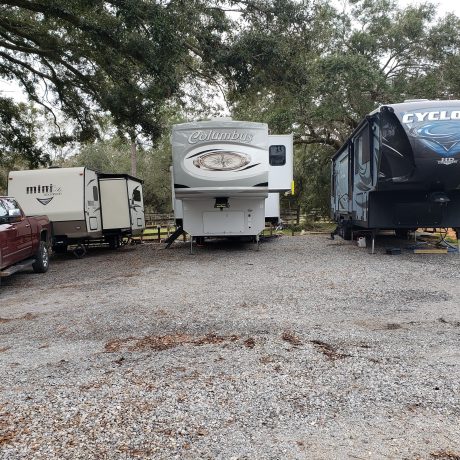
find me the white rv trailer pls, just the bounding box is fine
[8,167,145,253]
[169,119,293,249]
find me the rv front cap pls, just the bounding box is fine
[402,110,460,124]
[188,130,254,144]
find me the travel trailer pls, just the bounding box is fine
[331,99,460,240]
[168,119,293,250]
[8,167,144,254]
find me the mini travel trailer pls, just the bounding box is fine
[331,100,460,240]
[8,167,145,253]
[168,119,293,250]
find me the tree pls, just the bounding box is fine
[0,97,50,192]
[0,0,233,149]
[218,0,460,216]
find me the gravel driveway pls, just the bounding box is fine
[1,235,459,459]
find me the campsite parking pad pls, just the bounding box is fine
[1,235,460,459]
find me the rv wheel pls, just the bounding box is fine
[32,242,49,273]
[73,245,86,258]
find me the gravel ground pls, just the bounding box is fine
[0,234,459,460]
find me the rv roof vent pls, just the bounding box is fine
[403,99,429,103]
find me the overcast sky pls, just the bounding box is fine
[400,0,460,15]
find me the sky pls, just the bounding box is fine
[2,0,460,102]
[400,0,460,16]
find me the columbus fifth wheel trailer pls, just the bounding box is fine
[331,99,460,241]
[168,119,293,250]
[8,167,145,254]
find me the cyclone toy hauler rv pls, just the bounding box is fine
[8,167,145,254]
[331,100,460,240]
[169,119,293,250]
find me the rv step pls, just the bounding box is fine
[0,258,35,277]
[413,248,448,254]
[164,226,185,249]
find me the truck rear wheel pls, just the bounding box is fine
[32,242,49,273]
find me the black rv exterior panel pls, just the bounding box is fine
[368,190,460,229]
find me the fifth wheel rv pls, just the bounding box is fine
[331,99,460,240]
[168,119,293,250]
[8,167,145,254]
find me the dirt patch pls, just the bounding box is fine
[244,338,256,348]
[281,331,302,346]
[438,317,460,327]
[0,313,38,323]
[105,333,239,353]
[311,340,350,361]
[0,411,20,446]
[430,451,460,460]
[385,323,402,330]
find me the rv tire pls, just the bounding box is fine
[32,242,49,273]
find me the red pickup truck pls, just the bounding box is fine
[0,197,51,283]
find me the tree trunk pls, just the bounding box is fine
[130,140,137,176]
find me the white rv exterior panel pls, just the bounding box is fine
[8,167,86,221]
[170,166,183,221]
[182,197,265,236]
[99,179,130,229]
[203,211,245,234]
[172,119,269,199]
[8,167,102,238]
[265,193,280,220]
[268,134,294,192]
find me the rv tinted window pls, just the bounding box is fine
[354,137,362,174]
[380,111,414,181]
[362,125,370,164]
[93,186,99,201]
[269,145,286,166]
[133,189,141,202]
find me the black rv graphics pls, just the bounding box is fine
[331,100,460,239]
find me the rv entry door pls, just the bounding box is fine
[85,169,102,233]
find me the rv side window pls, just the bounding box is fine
[93,186,99,202]
[133,189,141,202]
[354,137,362,174]
[362,125,370,164]
[269,145,286,166]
